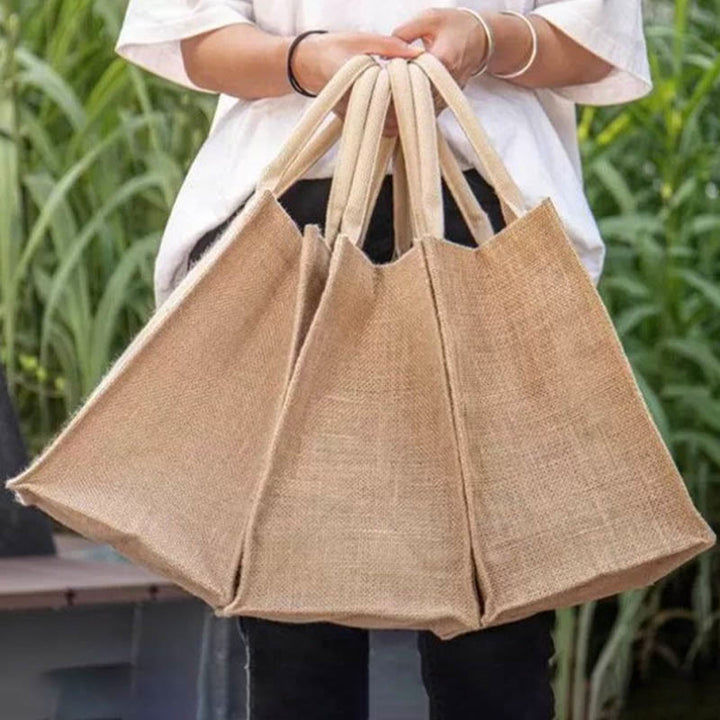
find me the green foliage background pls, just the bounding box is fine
[0,1,718,718]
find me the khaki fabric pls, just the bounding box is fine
[221,57,714,638]
[5,54,715,641]
[401,54,714,627]
[7,193,326,609]
[4,55,379,609]
[219,67,481,639]
[422,197,714,625]
[220,234,481,638]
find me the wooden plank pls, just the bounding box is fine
[0,555,190,611]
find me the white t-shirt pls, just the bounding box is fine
[116,0,652,310]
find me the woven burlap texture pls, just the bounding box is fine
[5,54,715,641]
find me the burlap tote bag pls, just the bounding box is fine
[402,55,715,628]
[6,53,714,641]
[4,54,397,609]
[213,64,482,640]
[215,56,714,640]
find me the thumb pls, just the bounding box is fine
[392,14,439,44]
[366,34,423,58]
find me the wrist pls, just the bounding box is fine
[288,31,326,96]
[456,9,493,77]
[486,13,534,78]
[278,36,295,91]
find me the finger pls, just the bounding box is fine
[424,41,463,79]
[358,34,423,58]
[391,10,441,43]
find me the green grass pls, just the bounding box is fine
[0,1,717,718]
[0,0,216,446]
[554,2,720,717]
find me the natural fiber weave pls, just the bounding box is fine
[7,194,330,609]
[219,237,481,638]
[3,55,377,609]
[422,197,714,625]
[5,54,714,640]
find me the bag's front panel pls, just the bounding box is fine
[8,193,330,608]
[224,239,481,639]
[424,199,715,626]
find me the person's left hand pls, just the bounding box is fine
[392,7,489,86]
[384,7,488,132]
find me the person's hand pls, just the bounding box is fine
[291,31,422,135]
[392,8,488,87]
[391,8,489,119]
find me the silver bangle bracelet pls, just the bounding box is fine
[457,8,495,77]
[491,11,539,80]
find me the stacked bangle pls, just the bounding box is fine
[457,8,495,77]
[287,29,328,97]
[457,8,539,81]
[492,11,539,79]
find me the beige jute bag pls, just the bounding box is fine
[6,53,714,641]
[214,63,483,640]
[403,54,715,627]
[215,55,714,639]
[3,54,397,610]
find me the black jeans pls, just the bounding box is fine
[189,169,556,720]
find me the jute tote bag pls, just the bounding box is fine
[216,56,714,639]
[216,63,482,639]
[6,50,714,641]
[400,55,715,627]
[4,55,393,609]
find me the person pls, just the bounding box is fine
[115,3,652,718]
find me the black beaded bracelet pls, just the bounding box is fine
[287,29,328,97]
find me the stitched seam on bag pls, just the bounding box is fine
[419,240,485,622]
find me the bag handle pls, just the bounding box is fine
[273,116,342,198]
[386,122,495,256]
[354,135,414,250]
[260,62,411,252]
[400,59,496,246]
[336,61,497,251]
[323,63,382,246]
[390,141,414,257]
[256,53,378,194]
[262,62,405,252]
[436,131,495,245]
[334,68,394,247]
[411,52,525,224]
[269,56,502,254]
[385,59,437,239]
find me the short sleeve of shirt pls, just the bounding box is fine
[529,0,652,105]
[115,0,255,92]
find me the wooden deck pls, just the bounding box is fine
[0,534,428,719]
[0,533,190,611]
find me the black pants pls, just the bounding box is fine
[189,169,556,720]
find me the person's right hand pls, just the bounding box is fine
[291,32,422,136]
